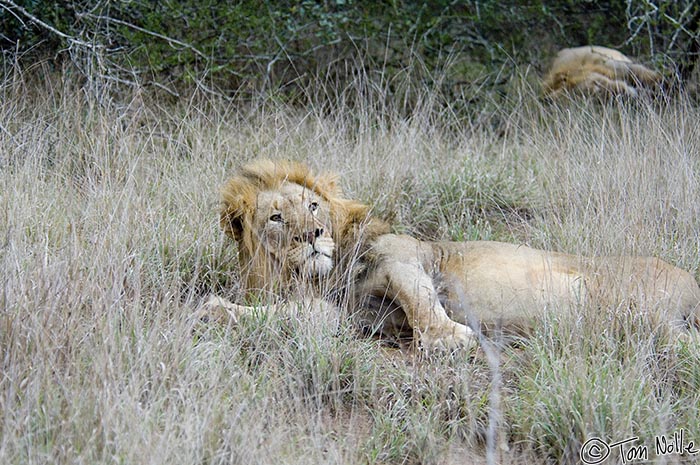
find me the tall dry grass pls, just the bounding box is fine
[2,68,700,465]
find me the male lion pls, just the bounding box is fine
[194,159,700,351]
[543,45,662,98]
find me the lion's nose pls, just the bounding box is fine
[294,228,323,244]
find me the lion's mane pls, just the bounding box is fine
[219,159,390,292]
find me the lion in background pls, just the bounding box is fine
[194,159,700,351]
[543,45,662,98]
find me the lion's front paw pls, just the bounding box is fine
[418,322,478,354]
[190,295,240,334]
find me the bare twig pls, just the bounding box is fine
[0,0,97,49]
[81,13,209,60]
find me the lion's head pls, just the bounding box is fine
[220,159,389,295]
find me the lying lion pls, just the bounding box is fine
[194,159,700,351]
[543,45,662,98]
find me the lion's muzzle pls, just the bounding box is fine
[294,228,324,245]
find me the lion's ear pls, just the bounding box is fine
[313,172,342,199]
[221,206,244,241]
[342,199,370,225]
[220,189,250,242]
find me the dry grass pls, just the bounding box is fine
[2,70,700,464]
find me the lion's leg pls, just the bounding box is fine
[191,295,296,331]
[600,60,661,87]
[625,63,662,86]
[578,71,638,96]
[382,261,477,352]
[191,294,337,333]
[191,295,256,327]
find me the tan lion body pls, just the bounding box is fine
[195,159,700,350]
[362,237,700,339]
[543,45,662,98]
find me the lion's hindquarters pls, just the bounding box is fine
[615,258,700,331]
[440,243,700,337]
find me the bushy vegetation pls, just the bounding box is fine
[2,62,700,464]
[2,0,699,103]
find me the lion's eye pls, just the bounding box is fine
[309,202,319,214]
[269,213,284,223]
